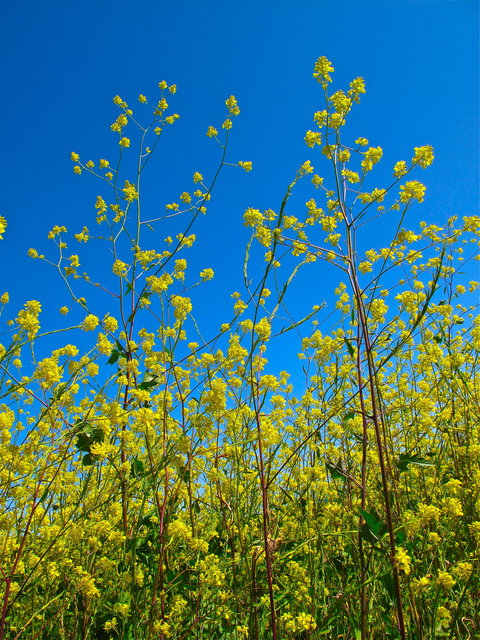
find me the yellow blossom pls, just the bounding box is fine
[436,571,456,590]
[412,145,434,168]
[112,259,128,277]
[305,130,322,147]
[122,180,138,202]
[200,268,214,281]
[400,181,426,203]
[82,314,99,331]
[313,56,334,85]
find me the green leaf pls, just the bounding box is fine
[396,453,434,472]
[326,460,349,482]
[107,349,120,365]
[82,453,94,466]
[130,457,145,478]
[75,427,104,453]
[380,572,396,603]
[343,411,355,421]
[139,376,158,391]
[344,336,355,358]
[178,466,191,483]
[395,528,407,545]
[107,340,127,364]
[359,509,387,540]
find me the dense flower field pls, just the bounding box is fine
[0,58,479,640]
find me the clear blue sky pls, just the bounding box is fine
[1,0,479,372]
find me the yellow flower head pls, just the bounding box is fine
[313,56,334,85]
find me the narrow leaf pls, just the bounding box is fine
[344,336,355,358]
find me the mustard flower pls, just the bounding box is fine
[243,207,264,227]
[103,316,118,332]
[112,259,128,277]
[238,160,253,172]
[296,613,317,631]
[48,225,67,239]
[412,145,434,168]
[436,571,456,590]
[358,261,373,274]
[95,196,107,213]
[171,295,192,321]
[36,356,61,388]
[16,301,41,337]
[442,497,463,517]
[0,292,9,304]
[74,567,100,598]
[400,180,426,203]
[200,268,214,281]
[82,314,99,331]
[119,137,130,148]
[313,56,334,85]
[103,619,118,632]
[395,547,412,575]
[75,227,89,243]
[110,114,128,133]
[146,273,173,293]
[122,180,138,202]
[330,90,351,115]
[349,76,366,99]
[254,317,271,340]
[393,160,408,178]
[206,125,218,137]
[299,160,314,174]
[311,174,324,188]
[305,130,322,147]
[411,576,431,593]
[361,146,383,172]
[342,169,360,183]
[113,603,130,617]
[452,562,473,581]
[225,95,240,115]
[436,606,451,629]
[222,119,232,130]
[234,298,248,314]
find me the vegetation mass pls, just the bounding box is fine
[0,57,479,640]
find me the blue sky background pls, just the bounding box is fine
[1,0,479,375]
